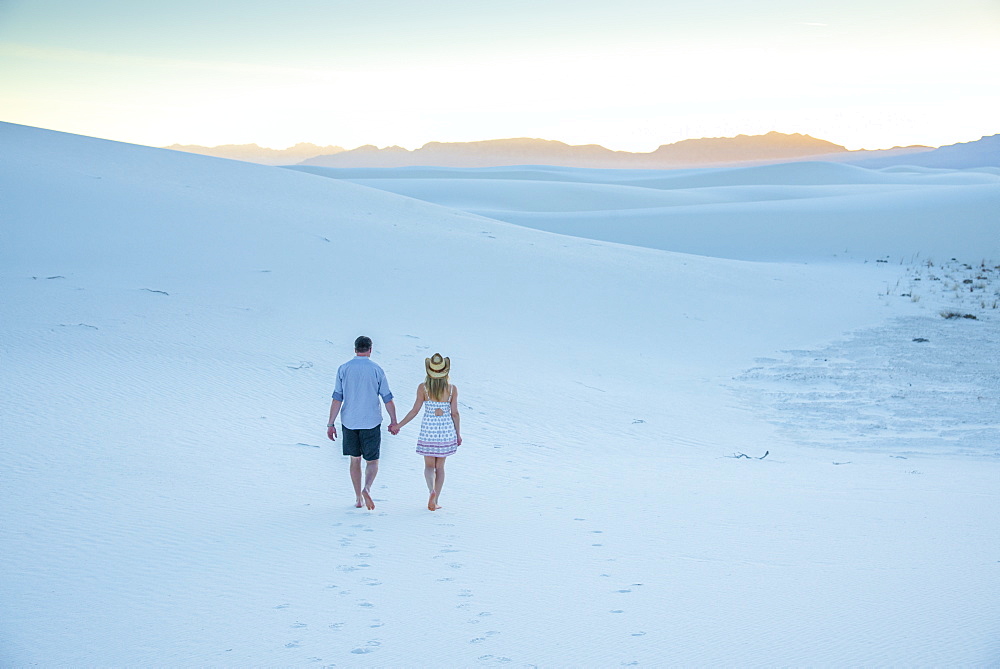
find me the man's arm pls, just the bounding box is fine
[384,399,398,433]
[327,398,342,440]
[377,369,398,433]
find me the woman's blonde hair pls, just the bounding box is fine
[425,375,450,402]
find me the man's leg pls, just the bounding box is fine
[362,458,379,508]
[349,456,364,508]
[359,426,381,510]
[343,427,365,508]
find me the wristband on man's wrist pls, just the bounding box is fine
[327,423,336,427]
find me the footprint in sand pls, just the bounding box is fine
[285,641,301,648]
[610,610,624,614]
[616,589,631,593]
[329,623,345,630]
[351,640,381,654]
[357,601,374,608]
[291,622,308,628]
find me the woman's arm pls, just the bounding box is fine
[450,385,462,445]
[396,384,426,430]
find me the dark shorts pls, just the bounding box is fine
[342,425,381,461]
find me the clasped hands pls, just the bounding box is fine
[327,424,402,439]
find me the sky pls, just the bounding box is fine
[1,0,998,152]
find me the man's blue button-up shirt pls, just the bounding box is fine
[332,356,393,430]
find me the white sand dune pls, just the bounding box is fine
[2,122,998,666]
[290,162,1000,261]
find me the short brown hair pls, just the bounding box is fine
[354,336,372,352]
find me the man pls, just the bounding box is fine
[327,336,398,510]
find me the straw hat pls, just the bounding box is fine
[425,353,450,378]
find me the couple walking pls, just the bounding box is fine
[326,336,462,511]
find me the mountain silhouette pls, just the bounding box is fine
[164,142,344,166]
[160,132,994,169]
[848,134,1000,169]
[298,132,849,168]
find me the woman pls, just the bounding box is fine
[395,353,462,510]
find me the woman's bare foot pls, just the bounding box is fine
[428,492,442,511]
[354,497,364,508]
[361,489,375,510]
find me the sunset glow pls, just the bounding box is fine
[1,0,997,151]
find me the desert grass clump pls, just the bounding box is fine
[940,311,978,320]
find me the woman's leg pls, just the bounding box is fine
[433,457,446,496]
[423,456,437,493]
[428,456,445,510]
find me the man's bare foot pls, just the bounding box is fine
[428,492,442,511]
[355,498,364,508]
[361,489,375,510]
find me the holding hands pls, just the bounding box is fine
[388,422,401,436]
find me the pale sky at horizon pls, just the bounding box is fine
[1,0,998,152]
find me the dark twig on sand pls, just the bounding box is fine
[730,450,769,460]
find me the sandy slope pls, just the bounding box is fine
[2,122,998,666]
[289,162,1000,262]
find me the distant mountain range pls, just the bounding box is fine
[298,132,871,169]
[846,134,1000,169]
[163,132,999,169]
[163,142,345,166]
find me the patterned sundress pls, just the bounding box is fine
[416,385,458,457]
